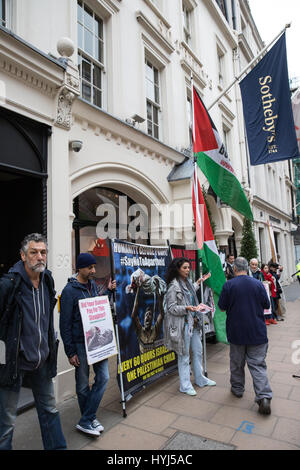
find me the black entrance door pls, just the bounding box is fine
[0,107,50,411]
[0,107,49,275]
[0,172,45,276]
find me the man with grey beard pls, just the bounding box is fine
[0,233,66,450]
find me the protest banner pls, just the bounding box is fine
[79,295,118,365]
[262,282,272,316]
[111,239,177,400]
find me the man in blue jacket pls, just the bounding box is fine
[218,257,272,415]
[59,253,115,437]
[0,233,66,450]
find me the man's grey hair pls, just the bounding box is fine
[20,233,48,254]
[250,258,258,264]
[234,257,248,272]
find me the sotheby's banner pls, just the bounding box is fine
[111,239,177,399]
[79,295,118,365]
[239,33,299,165]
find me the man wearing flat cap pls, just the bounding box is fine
[59,253,115,437]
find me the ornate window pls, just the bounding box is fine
[216,39,226,90]
[0,0,10,28]
[186,92,193,150]
[145,59,160,139]
[216,0,228,22]
[182,1,192,45]
[77,1,105,108]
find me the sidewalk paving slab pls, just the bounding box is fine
[12,282,300,451]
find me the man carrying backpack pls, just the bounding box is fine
[0,233,66,450]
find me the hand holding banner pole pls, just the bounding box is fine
[109,238,127,418]
[198,255,207,377]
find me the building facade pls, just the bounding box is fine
[0,0,297,401]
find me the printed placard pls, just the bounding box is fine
[263,282,272,316]
[79,295,118,365]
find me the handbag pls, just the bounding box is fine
[169,324,180,342]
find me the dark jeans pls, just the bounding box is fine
[75,343,109,427]
[0,366,67,450]
[265,297,277,320]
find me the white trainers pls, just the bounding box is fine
[92,419,104,432]
[181,388,197,396]
[195,378,216,388]
[76,423,100,437]
[203,379,216,387]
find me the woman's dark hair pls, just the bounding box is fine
[165,257,190,285]
[261,263,267,271]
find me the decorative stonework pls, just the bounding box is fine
[66,73,80,90]
[136,11,174,55]
[0,56,59,96]
[55,40,80,130]
[73,112,183,167]
[177,40,211,90]
[56,87,76,130]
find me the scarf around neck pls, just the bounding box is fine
[178,278,199,337]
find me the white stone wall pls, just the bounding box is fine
[1,0,297,400]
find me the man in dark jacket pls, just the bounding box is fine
[224,254,235,280]
[218,257,272,415]
[59,253,115,437]
[0,233,66,450]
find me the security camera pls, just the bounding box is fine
[70,140,83,152]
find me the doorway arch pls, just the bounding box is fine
[70,163,170,292]
[0,107,49,277]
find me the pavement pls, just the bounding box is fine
[12,281,300,451]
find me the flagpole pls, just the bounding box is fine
[198,250,207,377]
[191,73,208,377]
[207,23,291,111]
[191,72,195,147]
[267,221,278,263]
[194,161,208,377]
[109,239,127,418]
[194,160,208,376]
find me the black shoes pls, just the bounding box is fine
[231,388,243,398]
[258,398,271,415]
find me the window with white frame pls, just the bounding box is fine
[223,125,231,156]
[0,0,10,28]
[216,0,228,22]
[77,1,105,109]
[186,92,193,149]
[182,2,192,45]
[145,59,160,139]
[217,47,225,88]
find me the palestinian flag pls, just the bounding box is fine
[193,87,253,220]
[192,168,227,343]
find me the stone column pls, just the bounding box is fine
[48,38,80,401]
